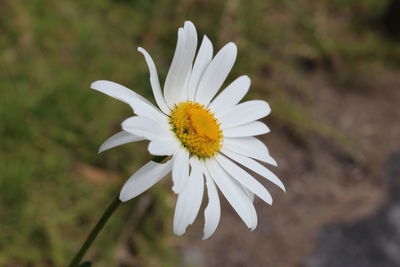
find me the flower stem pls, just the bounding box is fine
[68,156,167,266]
[68,195,121,267]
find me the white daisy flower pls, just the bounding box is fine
[91,21,285,239]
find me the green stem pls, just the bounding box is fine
[68,195,121,267]
[68,156,167,266]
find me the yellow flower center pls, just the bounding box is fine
[170,101,223,158]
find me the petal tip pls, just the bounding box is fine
[269,158,278,167]
[226,42,237,52]
[120,117,134,129]
[202,234,211,240]
[173,229,185,236]
[171,185,180,194]
[184,20,195,28]
[240,75,251,86]
[202,228,216,240]
[90,80,102,90]
[203,34,211,43]
[119,192,129,202]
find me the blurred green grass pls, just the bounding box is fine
[1,0,400,266]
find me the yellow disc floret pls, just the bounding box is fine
[170,101,223,158]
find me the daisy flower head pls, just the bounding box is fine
[91,21,285,239]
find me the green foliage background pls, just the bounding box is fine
[1,0,399,266]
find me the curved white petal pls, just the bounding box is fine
[206,159,257,230]
[148,137,179,156]
[223,137,277,166]
[222,121,270,137]
[209,75,250,117]
[187,35,213,101]
[90,80,153,109]
[163,27,184,106]
[122,116,169,140]
[119,159,173,202]
[219,100,271,129]
[216,154,272,205]
[91,80,167,125]
[200,162,221,239]
[126,97,168,125]
[164,22,198,107]
[98,131,144,153]
[222,148,285,192]
[186,158,205,225]
[196,42,237,106]
[137,47,171,114]
[173,157,204,235]
[172,148,190,194]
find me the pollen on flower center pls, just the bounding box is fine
[170,101,223,158]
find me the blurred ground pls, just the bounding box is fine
[305,152,400,267]
[1,0,400,266]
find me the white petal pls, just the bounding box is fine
[137,47,171,114]
[186,158,205,225]
[216,154,272,205]
[222,148,285,192]
[164,22,198,107]
[223,137,277,166]
[200,163,221,239]
[195,42,237,106]
[219,100,271,128]
[125,96,168,125]
[98,131,144,153]
[163,27,184,107]
[187,35,213,101]
[208,75,250,117]
[122,116,169,140]
[119,159,172,202]
[230,177,255,202]
[206,159,257,230]
[182,71,191,100]
[91,80,167,124]
[241,185,255,202]
[222,121,270,137]
[172,148,190,194]
[173,158,204,235]
[90,80,153,109]
[148,137,179,156]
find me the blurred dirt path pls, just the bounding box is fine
[305,151,400,267]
